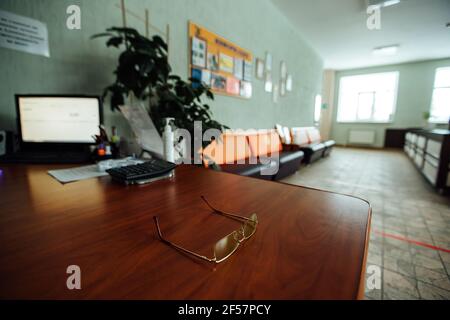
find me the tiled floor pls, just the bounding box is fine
[282,147,450,300]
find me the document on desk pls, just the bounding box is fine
[119,104,164,158]
[48,165,108,184]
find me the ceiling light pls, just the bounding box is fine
[367,0,401,8]
[373,45,399,56]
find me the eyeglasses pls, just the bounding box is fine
[153,196,258,264]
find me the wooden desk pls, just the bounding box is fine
[0,165,371,299]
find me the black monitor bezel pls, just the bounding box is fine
[15,94,104,149]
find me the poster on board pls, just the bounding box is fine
[226,77,240,95]
[191,36,206,68]
[191,68,202,88]
[201,69,211,86]
[234,58,244,80]
[211,73,227,91]
[207,52,219,71]
[219,53,234,74]
[243,61,252,82]
[0,10,50,57]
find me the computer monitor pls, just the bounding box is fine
[16,95,102,145]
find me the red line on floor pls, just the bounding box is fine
[373,230,450,254]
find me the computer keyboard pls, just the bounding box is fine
[106,158,177,185]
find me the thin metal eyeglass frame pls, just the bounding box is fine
[153,196,258,263]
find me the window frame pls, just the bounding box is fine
[429,66,450,124]
[336,71,399,124]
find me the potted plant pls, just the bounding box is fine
[91,27,228,153]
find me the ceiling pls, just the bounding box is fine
[271,0,450,70]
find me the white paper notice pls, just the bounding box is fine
[0,9,50,57]
[48,165,108,184]
[119,104,164,158]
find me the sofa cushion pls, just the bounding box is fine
[247,130,282,157]
[202,133,251,165]
[283,126,292,145]
[291,127,309,146]
[306,127,322,144]
[275,124,286,143]
[307,143,326,152]
[324,140,336,148]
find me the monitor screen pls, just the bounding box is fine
[18,96,101,143]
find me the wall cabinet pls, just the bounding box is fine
[404,129,450,194]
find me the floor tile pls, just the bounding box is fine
[367,251,382,266]
[439,252,450,264]
[384,242,411,260]
[415,265,450,291]
[417,281,450,300]
[406,227,433,242]
[365,288,382,300]
[412,254,447,274]
[384,256,415,278]
[383,287,420,300]
[410,245,441,260]
[383,269,419,299]
[443,262,450,276]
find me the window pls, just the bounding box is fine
[429,67,450,123]
[337,72,399,123]
[314,95,322,124]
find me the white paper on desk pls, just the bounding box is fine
[48,165,108,184]
[119,104,164,158]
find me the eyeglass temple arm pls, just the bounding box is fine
[200,196,252,222]
[153,216,216,263]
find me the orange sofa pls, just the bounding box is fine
[202,130,304,180]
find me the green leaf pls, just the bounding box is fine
[168,75,181,81]
[152,35,168,51]
[107,27,140,38]
[206,90,214,100]
[90,32,114,39]
[107,37,123,48]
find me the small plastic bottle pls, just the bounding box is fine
[163,118,175,163]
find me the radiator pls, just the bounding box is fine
[348,130,376,146]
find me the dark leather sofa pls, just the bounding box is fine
[202,130,304,181]
[289,127,335,164]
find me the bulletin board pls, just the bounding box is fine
[188,21,253,99]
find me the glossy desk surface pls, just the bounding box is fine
[0,164,371,299]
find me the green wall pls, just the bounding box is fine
[0,0,323,140]
[331,58,450,148]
